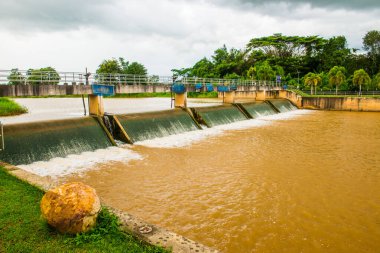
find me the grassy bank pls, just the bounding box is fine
[0,167,168,253]
[0,98,28,116]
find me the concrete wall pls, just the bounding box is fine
[302,97,380,112]
[0,84,93,96]
[0,84,172,97]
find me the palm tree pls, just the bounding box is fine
[328,66,346,95]
[304,73,322,95]
[353,69,371,96]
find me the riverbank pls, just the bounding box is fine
[0,98,27,116]
[0,166,168,253]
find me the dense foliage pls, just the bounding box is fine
[96,57,147,76]
[173,31,380,91]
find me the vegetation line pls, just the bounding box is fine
[0,166,168,253]
[0,97,28,116]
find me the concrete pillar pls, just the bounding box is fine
[174,92,187,107]
[88,94,104,116]
[278,90,287,98]
[256,90,266,101]
[223,91,235,104]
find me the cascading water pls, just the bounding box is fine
[191,105,248,127]
[268,99,298,113]
[115,109,200,143]
[0,117,113,165]
[238,102,278,118]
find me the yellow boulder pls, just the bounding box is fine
[40,182,101,234]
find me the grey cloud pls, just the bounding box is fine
[211,0,380,10]
[0,0,192,38]
[0,0,113,31]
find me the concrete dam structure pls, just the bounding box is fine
[0,99,297,166]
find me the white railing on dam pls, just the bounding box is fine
[0,69,278,87]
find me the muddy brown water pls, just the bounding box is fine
[65,111,380,252]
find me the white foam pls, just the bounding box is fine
[135,109,313,148]
[18,146,142,178]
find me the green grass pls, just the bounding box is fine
[0,167,169,253]
[0,98,28,116]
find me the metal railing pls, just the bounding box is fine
[0,69,277,87]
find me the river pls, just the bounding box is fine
[60,110,380,252]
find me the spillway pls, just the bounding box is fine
[0,117,113,165]
[267,99,298,113]
[237,102,278,118]
[190,105,248,127]
[114,109,200,143]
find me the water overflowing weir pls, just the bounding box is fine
[0,99,298,166]
[190,104,249,128]
[235,101,278,118]
[0,117,114,165]
[267,99,298,113]
[112,109,201,143]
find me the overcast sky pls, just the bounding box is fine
[0,0,379,75]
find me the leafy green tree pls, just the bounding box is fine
[319,36,351,72]
[247,33,325,58]
[372,73,380,90]
[224,73,240,79]
[304,72,322,95]
[26,67,60,85]
[124,62,147,76]
[96,58,148,84]
[328,66,346,94]
[246,66,257,79]
[7,69,25,85]
[256,61,275,83]
[353,69,371,95]
[96,59,122,74]
[363,30,380,74]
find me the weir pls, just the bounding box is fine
[237,101,279,118]
[267,99,298,113]
[0,98,298,166]
[190,105,248,128]
[113,109,201,143]
[0,117,114,165]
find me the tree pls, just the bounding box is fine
[363,30,380,74]
[328,66,346,94]
[304,72,322,95]
[247,34,325,58]
[96,58,148,84]
[353,69,371,95]
[96,59,122,74]
[124,62,147,76]
[319,36,351,72]
[7,69,25,85]
[256,61,275,83]
[26,67,60,85]
[372,73,380,90]
[246,66,257,79]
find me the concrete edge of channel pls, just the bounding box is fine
[0,162,219,253]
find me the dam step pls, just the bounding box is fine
[0,117,115,165]
[190,105,249,128]
[267,99,298,113]
[239,101,279,118]
[113,109,201,143]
